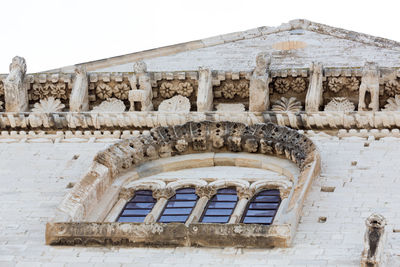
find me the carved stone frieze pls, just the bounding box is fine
[384,80,400,96]
[271,97,302,112]
[272,77,307,94]
[324,97,355,112]
[158,80,195,98]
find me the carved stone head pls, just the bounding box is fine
[133,61,147,73]
[9,56,27,74]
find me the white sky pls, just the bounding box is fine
[2,0,400,73]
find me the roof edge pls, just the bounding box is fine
[45,19,400,73]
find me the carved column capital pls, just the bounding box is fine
[279,188,291,199]
[152,188,175,200]
[119,188,134,201]
[195,186,217,199]
[237,187,254,200]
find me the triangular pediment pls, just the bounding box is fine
[50,19,400,73]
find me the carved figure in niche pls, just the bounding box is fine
[158,95,190,112]
[128,61,153,111]
[4,56,28,112]
[358,62,380,111]
[69,66,89,112]
[271,97,302,112]
[249,53,271,112]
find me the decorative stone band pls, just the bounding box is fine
[4,111,400,131]
[45,222,290,248]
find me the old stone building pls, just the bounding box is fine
[1,19,400,266]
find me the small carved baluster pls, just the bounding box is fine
[358,62,380,111]
[305,62,323,112]
[249,53,271,112]
[69,66,89,112]
[4,56,28,112]
[197,68,213,111]
[128,61,153,111]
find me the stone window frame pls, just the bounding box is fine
[46,121,320,248]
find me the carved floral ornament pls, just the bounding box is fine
[271,97,303,112]
[94,81,130,100]
[30,82,68,101]
[327,76,359,93]
[159,81,194,98]
[273,77,307,94]
[324,97,355,112]
[46,121,320,248]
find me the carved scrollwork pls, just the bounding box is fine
[271,97,302,112]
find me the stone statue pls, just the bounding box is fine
[4,56,28,112]
[128,61,153,111]
[359,62,380,111]
[361,213,386,267]
[69,66,89,112]
[197,68,213,111]
[249,53,270,112]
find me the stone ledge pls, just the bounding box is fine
[45,222,290,248]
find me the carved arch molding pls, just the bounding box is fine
[46,121,321,248]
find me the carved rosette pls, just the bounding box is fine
[195,186,217,199]
[291,77,307,93]
[158,80,195,98]
[272,77,307,94]
[271,97,303,112]
[324,97,355,112]
[273,78,291,94]
[214,79,250,99]
[327,76,360,93]
[152,188,175,200]
[90,80,131,102]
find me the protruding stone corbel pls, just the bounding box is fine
[69,66,89,112]
[359,62,380,111]
[128,61,153,111]
[4,56,28,112]
[361,213,387,267]
[197,68,213,111]
[249,53,271,112]
[305,62,323,112]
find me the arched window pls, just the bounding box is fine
[200,188,238,223]
[241,189,281,225]
[158,188,198,223]
[117,190,156,222]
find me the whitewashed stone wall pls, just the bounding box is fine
[1,137,400,266]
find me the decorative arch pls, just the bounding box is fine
[46,121,320,248]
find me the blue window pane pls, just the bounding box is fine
[118,216,146,223]
[208,202,237,209]
[166,201,197,208]
[117,190,155,222]
[212,194,237,201]
[125,202,155,209]
[205,209,234,216]
[258,190,280,196]
[163,208,193,215]
[159,215,189,223]
[243,217,273,224]
[121,209,152,216]
[175,188,196,193]
[253,195,280,202]
[130,195,156,202]
[248,203,279,210]
[217,188,237,194]
[201,216,230,223]
[173,194,198,201]
[245,210,276,217]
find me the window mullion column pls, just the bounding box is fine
[144,188,175,223]
[185,186,216,225]
[104,188,134,222]
[228,188,254,224]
